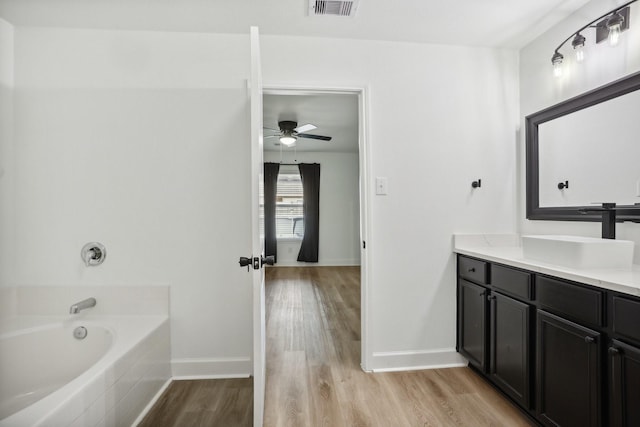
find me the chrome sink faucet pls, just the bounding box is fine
[69,297,97,314]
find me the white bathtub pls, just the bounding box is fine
[0,315,170,427]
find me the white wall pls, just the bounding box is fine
[10,27,254,376]
[262,35,519,369]
[6,25,519,373]
[0,18,14,287]
[519,0,640,263]
[263,150,360,266]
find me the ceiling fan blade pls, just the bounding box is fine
[294,124,317,134]
[264,135,279,139]
[263,127,280,132]
[297,133,332,141]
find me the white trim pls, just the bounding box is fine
[131,378,172,426]
[358,86,373,372]
[262,83,373,373]
[370,349,467,372]
[171,357,252,378]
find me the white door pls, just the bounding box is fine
[249,26,266,427]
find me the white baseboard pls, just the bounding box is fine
[271,259,360,267]
[370,348,467,372]
[171,357,252,379]
[131,378,172,426]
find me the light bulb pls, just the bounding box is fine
[607,12,624,47]
[572,34,586,63]
[280,136,297,146]
[608,24,622,46]
[551,52,564,78]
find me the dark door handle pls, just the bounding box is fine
[261,255,275,267]
[239,256,252,271]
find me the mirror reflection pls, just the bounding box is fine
[538,89,640,207]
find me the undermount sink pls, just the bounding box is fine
[522,235,635,269]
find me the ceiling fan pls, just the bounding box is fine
[264,121,332,147]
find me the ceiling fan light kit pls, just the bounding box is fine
[280,135,297,146]
[265,120,333,149]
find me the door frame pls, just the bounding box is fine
[262,84,373,371]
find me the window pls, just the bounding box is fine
[260,168,304,240]
[275,172,304,239]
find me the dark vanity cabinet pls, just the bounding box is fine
[490,291,531,409]
[458,279,487,370]
[608,295,640,427]
[536,311,601,427]
[457,254,640,427]
[457,258,532,409]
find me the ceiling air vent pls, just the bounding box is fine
[310,0,360,17]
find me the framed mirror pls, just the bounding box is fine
[526,71,640,223]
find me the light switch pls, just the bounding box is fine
[376,177,388,195]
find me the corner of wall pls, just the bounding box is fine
[0,16,15,287]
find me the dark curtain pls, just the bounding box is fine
[264,162,280,263]
[297,163,320,262]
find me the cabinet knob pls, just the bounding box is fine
[608,347,620,355]
[487,295,496,301]
[584,336,596,344]
[468,268,476,273]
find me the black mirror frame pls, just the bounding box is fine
[526,71,640,223]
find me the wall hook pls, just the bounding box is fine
[471,179,482,189]
[558,180,569,190]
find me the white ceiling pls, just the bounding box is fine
[0,0,592,48]
[263,93,359,153]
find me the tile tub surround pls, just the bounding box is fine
[0,286,170,427]
[453,234,640,297]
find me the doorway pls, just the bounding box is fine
[260,86,371,423]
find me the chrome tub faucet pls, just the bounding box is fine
[69,297,97,314]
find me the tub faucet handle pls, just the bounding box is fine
[81,242,106,266]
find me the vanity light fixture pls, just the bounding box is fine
[550,0,636,77]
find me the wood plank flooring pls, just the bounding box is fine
[139,266,534,426]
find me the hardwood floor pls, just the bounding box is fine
[139,266,534,426]
[263,266,533,427]
[138,378,253,426]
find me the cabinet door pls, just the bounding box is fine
[458,279,487,371]
[609,339,640,427]
[537,311,601,427]
[490,292,531,409]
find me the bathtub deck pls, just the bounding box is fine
[139,267,532,427]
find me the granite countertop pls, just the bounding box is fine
[453,234,640,297]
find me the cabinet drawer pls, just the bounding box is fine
[458,256,488,285]
[491,264,533,301]
[612,296,640,345]
[537,276,603,327]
